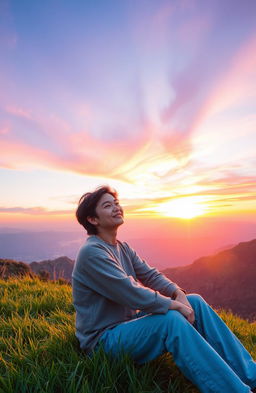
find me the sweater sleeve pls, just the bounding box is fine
[79,245,172,314]
[125,243,181,298]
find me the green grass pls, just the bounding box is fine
[0,277,255,393]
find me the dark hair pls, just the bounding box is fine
[76,185,118,235]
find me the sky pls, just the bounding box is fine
[0,0,256,264]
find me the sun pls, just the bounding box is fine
[154,196,207,219]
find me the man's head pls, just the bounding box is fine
[76,185,124,235]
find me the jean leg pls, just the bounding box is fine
[187,294,256,389]
[98,310,252,393]
[98,313,168,364]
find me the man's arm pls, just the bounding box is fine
[128,245,193,315]
[127,244,182,298]
[77,245,173,314]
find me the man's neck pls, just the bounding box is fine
[96,230,117,246]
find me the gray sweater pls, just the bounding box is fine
[72,235,180,353]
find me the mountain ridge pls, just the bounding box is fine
[163,239,256,321]
[30,256,74,281]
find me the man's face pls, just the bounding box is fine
[92,193,124,230]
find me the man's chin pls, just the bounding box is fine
[117,217,124,226]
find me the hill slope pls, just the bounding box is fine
[163,239,256,321]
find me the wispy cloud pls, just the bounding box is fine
[5,106,32,120]
[0,207,72,215]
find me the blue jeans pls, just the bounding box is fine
[97,294,256,393]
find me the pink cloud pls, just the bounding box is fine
[5,106,32,120]
[0,139,58,170]
[0,119,150,179]
[0,126,9,135]
[1,88,156,179]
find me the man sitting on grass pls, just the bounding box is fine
[72,185,256,393]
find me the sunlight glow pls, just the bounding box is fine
[139,196,208,219]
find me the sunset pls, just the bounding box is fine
[1,0,256,273]
[1,2,256,392]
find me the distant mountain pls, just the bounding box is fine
[30,256,74,281]
[162,239,256,321]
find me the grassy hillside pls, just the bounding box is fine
[0,278,255,393]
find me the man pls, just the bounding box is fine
[72,185,256,393]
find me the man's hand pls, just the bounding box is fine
[169,300,195,324]
[173,289,192,309]
[169,289,195,324]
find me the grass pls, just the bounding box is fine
[0,277,255,393]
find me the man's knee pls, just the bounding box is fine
[150,310,189,331]
[187,293,208,308]
[165,309,191,328]
[187,293,204,301]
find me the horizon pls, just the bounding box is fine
[0,215,255,269]
[0,0,256,260]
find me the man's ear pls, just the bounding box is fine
[87,216,98,226]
